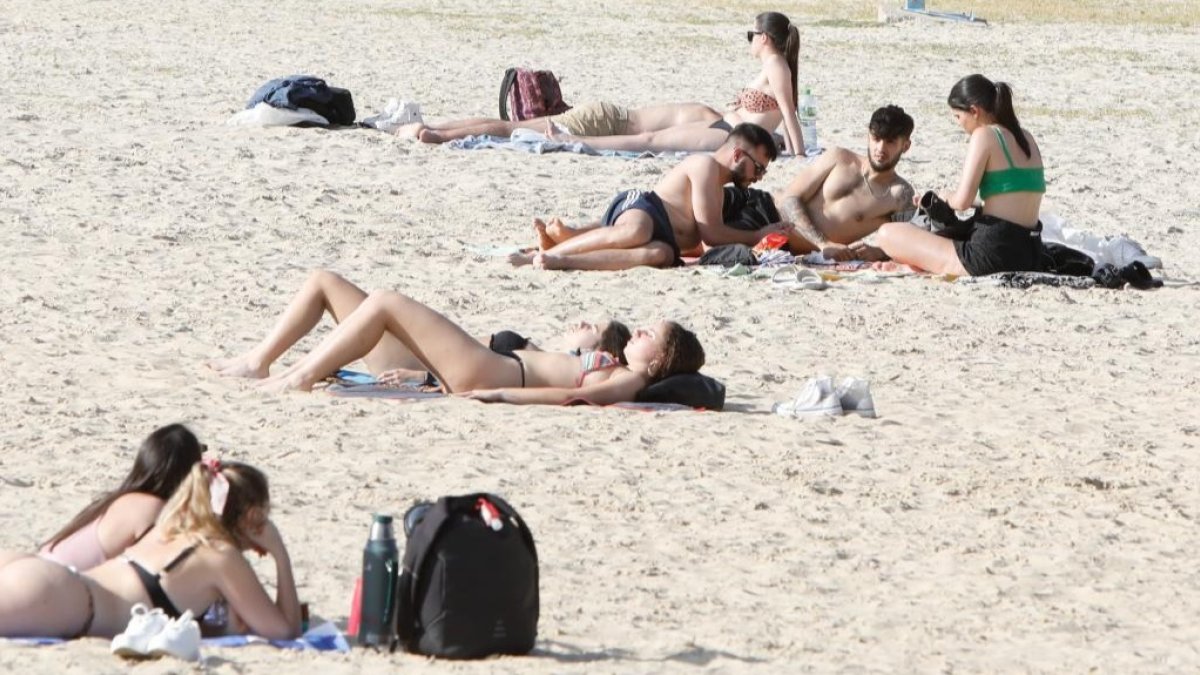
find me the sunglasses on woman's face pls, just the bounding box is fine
[746,30,763,43]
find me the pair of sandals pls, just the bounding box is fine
[770,265,828,290]
[1092,260,1162,290]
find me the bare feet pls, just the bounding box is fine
[545,217,578,244]
[417,128,447,144]
[256,373,313,393]
[205,355,269,379]
[531,253,563,270]
[870,261,918,273]
[508,251,535,267]
[533,218,556,251]
[394,122,424,140]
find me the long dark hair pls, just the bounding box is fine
[647,322,705,382]
[599,321,633,365]
[44,423,204,550]
[757,12,800,109]
[948,74,1031,158]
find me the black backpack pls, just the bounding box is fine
[391,494,539,659]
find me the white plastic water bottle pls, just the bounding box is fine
[798,87,819,156]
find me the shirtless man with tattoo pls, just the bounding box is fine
[775,105,916,261]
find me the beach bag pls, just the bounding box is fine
[722,187,781,232]
[391,494,539,659]
[498,68,571,121]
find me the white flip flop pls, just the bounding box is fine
[771,265,827,290]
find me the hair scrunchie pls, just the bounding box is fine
[202,457,229,516]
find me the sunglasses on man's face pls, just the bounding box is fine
[740,149,767,178]
[746,30,763,43]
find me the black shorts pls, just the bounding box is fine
[600,190,683,266]
[946,214,1044,276]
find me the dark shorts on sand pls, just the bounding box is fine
[944,214,1044,276]
[600,189,683,267]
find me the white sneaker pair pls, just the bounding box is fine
[361,98,423,132]
[111,604,201,662]
[773,376,877,419]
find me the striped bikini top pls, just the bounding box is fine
[577,350,620,386]
[731,88,779,114]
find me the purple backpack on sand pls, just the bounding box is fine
[498,68,571,121]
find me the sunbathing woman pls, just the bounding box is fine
[208,270,633,385]
[0,461,300,639]
[209,272,705,405]
[875,74,1046,275]
[39,424,204,571]
[555,12,803,155]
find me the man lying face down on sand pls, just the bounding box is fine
[508,123,792,271]
[776,105,916,261]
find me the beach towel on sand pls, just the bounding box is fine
[325,371,710,411]
[448,129,682,158]
[4,621,350,653]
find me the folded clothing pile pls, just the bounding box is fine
[233,75,356,127]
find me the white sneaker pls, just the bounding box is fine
[361,98,423,132]
[111,603,168,658]
[836,377,877,418]
[145,609,202,662]
[773,376,842,418]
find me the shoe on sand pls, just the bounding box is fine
[111,604,169,658]
[146,609,202,662]
[771,266,828,291]
[773,376,842,417]
[835,377,877,418]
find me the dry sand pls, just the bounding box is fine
[2,0,1200,672]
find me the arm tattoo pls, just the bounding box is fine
[892,184,917,222]
[780,195,828,246]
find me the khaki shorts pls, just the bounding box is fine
[549,101,629,136]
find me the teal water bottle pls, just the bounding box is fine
[358,514,398,647]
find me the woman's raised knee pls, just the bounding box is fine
[307,268,344,287]
[876,222,905,250]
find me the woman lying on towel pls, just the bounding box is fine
[0,461,300,640]
[875,74,1046,276]
[38,424,204,572]
[207,269,705,405]
[553,12,804,155]
[208,270,634,385]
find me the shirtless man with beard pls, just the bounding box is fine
[776,105,916,261]
[509,123,791,271]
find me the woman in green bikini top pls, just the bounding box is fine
[875,74,1046,276]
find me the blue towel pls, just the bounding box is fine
[4,621,350,653]
[447,129,680,159]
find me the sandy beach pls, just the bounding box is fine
[2,0,1200,671]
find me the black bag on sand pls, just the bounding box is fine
[391,494,539,659]
[919,190,975,238]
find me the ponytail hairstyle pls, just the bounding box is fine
[756,12,800,109]
[646,322,706,382]
[948,74,1031,158]
[157,461,270,550]
[44,423,203,551]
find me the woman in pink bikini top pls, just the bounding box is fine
[556,12,803,155]
[39,424,204,570]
